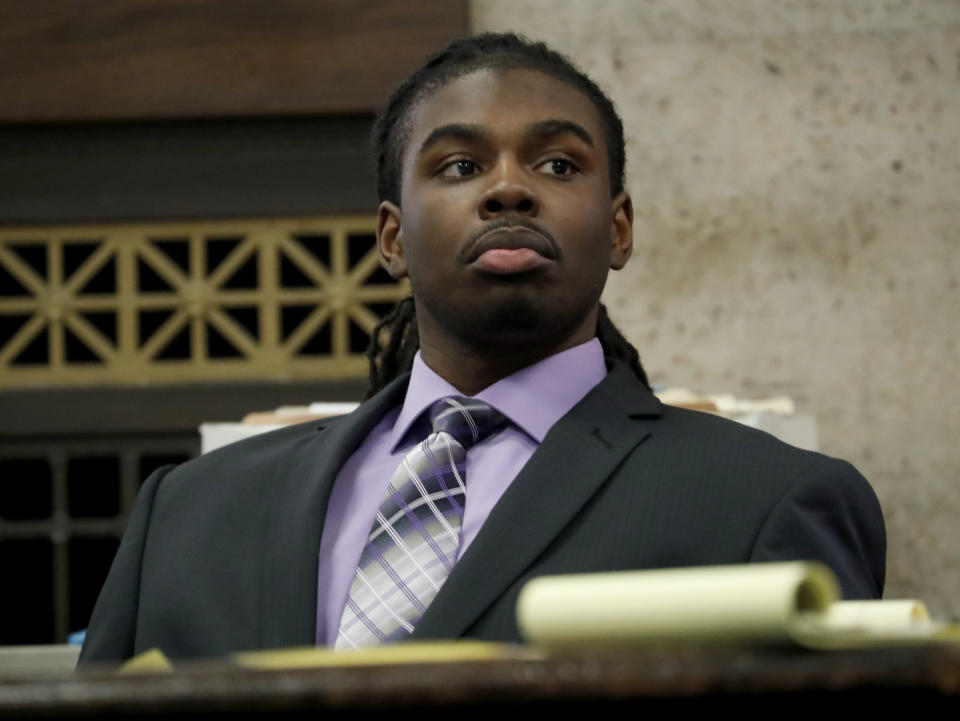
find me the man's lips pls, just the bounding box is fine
[461,225,558,275]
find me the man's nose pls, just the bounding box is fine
[478,160,540,219]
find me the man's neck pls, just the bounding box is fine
[412,300,601,395]
[417,336,591,395]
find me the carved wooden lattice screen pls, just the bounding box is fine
[0,216,407,388]
[0,215,405,643]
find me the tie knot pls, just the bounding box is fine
[429,396,506,450]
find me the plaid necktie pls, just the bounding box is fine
[335,396,506,649]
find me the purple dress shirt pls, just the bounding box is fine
[315,338,608,645]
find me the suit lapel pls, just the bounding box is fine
[412,362,661,640]
[259,376,410,649]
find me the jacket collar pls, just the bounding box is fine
[413,359,660,640]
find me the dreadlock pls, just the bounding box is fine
[364,297,650,399]
[364,296,419,398]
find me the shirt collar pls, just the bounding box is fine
[389,338,607,450]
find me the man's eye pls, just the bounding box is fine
[538,158,578,176]
[441,159,479,177]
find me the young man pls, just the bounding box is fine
[80,34,884,663]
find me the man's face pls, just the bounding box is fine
[378,68,633,356]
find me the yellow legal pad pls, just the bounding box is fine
[233,641,537,669]
[119,641,535,673]
[118,648,175,674]
[516,561,960,649]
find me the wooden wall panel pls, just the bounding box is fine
[0,0,468,122]
[0,117,378,224]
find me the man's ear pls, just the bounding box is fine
[609,191,634,270]
[377,201,408,278]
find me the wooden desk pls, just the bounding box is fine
[2,645,959,717]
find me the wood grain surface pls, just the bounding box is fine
[0,0,468,122]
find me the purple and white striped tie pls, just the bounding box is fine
[335,396,506,649]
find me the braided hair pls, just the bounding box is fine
[364,297,650,398]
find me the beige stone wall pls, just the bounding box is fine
[472,0,960,618]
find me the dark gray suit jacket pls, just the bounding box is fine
[79,360,885,663]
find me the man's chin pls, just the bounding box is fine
[484,296,543,333]
[439,295,576,348]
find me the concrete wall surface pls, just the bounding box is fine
[472,0,960,618]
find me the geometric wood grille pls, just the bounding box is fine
[0,216,407,388]
[0,436,198,644]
